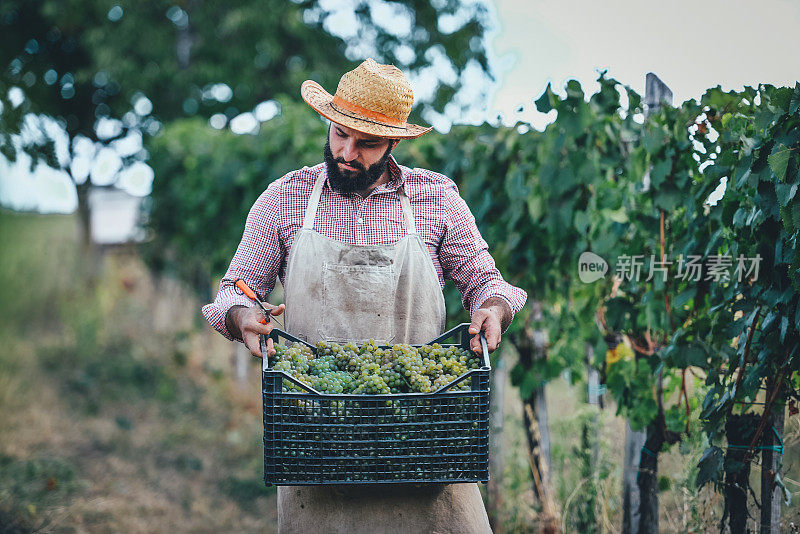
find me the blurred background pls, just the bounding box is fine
[1,1,799,532]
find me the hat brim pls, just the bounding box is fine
[301,80,432,139]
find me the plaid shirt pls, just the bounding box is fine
[203,156,527,340]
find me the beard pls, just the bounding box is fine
[324,140,392,195]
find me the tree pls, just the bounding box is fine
[1,0,493,145]
[1,0,493,243]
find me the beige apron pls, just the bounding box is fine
[278,172,491,534]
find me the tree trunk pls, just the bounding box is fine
[75,180,103,283]
[176,0,196,69]
[76,181,92,249]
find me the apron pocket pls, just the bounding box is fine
[320,262,396,344]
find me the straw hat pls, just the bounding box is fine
[301,58,432,139]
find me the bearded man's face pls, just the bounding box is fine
[324,124,395,195]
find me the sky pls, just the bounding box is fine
[488,0,800,129]
[2,0,800,213]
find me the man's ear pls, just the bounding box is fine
[389,139,401,152]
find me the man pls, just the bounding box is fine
[203,58,526,533]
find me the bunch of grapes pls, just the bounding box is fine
[271,340,482,394]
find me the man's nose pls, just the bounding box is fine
[341,139,358,162]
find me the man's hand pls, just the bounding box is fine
[225,304,286,359]
[468,297,512,354]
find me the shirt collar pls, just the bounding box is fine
[376,155,405,192]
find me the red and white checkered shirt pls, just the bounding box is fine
[203,156,527,340]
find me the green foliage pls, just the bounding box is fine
[401,77,800,490]
[1,0,492,163]
[144,98,327,285]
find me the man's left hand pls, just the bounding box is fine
[468,297,513,354]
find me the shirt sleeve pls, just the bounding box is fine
[201,181,284,341]
[439,182,527,325]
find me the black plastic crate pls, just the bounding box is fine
[259,323,490,485]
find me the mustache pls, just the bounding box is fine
[333,157,365,171]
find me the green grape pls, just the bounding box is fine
[274,339,480,394]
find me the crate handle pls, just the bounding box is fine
[268,328,316,350]
[277,371,323,395]
[426,323,470,345]
[260,335,269,372]
[479,333,489,369]
[425,323,490,368]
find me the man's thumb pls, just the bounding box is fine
[469,313,484,335]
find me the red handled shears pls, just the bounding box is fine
[234,279,271,325]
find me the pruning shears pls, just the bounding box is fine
[234,278,271,325]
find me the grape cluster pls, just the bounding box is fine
[272,340,481,394]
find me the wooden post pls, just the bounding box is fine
[582,342,600,529]
[760,397,786,532]
[641,73,673,192]
[586,342,601,407]
[621,72,672,534]
[622,421,646,534]
[488,353,507,532]
[514,300,558,533]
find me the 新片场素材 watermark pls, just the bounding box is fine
[577,252,761,283]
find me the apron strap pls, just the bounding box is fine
[303,171,327,230]
[398,187,417,235]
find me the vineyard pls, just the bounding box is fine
[4,0,799,531]
[147,75,800,531]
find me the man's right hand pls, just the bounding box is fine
[225,304,286,359]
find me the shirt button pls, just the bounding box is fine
[358,217,363,224]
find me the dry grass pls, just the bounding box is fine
[0,211,277,532]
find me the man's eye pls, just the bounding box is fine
[335,129,347,137]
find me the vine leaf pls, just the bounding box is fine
[696,446,724,488]
[790,82,800,115]
[768,144,791,182]
[775,182,798,206]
